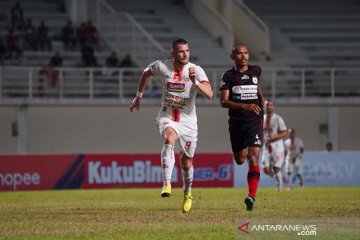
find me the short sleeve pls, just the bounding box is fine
[195,65,209,82]
[278,116,287,132]
[147,60,161,76]
[219,72,230,91]
[299,139,304,149]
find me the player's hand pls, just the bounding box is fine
[245,103,261,115]
[129,97,142,112]
[189,66,196,82]
[265,133,273,143]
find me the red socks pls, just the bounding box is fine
[247,165,260,199]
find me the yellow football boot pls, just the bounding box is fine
[182,192,193,213]
[160,184,171,198]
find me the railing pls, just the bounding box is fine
[93,0,167,67]
[0,66,360,105]
[184,0,234,51]
[236,0,269,36]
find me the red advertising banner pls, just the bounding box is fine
[0,153,233,191]
[0,154,80,191]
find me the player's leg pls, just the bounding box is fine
[229,120,248,165]
[294,160,304,187]
[180,152,194,194]
[233,149,247,165]
[283,156,290,187]
[273,167,283,192]
[261,149,273,176]
[160,125,178,198]
[287,158,293,190]
[244,146,261,211]
[180,153,193,213]
[273,151,285,193]
[243,122,262,211]
[178,126,197,213]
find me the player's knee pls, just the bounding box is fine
[180,155,193,170]
[164,135,176,145]
[263,167,270,174]
[233,152,246,165]
[163,128,177,145]
[235,158,246,165]
[247,153,259,166]
[181,163,192,170]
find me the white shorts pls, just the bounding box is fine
[261,147,285,169]
[286,156,302,174]
[156,117,198,158]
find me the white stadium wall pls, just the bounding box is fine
[0,105,360,154]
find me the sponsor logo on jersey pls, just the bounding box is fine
[252,77,258,84]
[232,85,258,100]
[241,75,250,80]
[166,82,186,93]
[165,93,190,106]
[254,134,262,145]
[232,85,257,94]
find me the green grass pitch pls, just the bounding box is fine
[0,187,359,239]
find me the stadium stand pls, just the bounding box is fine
[106,0,231,68]
[0,0,111,67]
[243,0,360,68]
[0,0,359,100]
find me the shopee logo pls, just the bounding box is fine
[0,172,40,190]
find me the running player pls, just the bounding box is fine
[262,99,288,193]
[220,44,265,211]
[130,38,213,213]
[284,128,304,189]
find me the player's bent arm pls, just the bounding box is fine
[257,85,265,108]
[270,129,289,142]
[220,90,261,114]
[196,81,213,99]
[129,67,153,112]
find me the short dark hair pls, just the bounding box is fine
[231,43,248,55]
[172,38,188,51]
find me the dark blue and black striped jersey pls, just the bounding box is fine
[220,65,263,122]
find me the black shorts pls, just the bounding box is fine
[228,118,263,153]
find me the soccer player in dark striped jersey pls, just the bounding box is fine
[220,44,265,211]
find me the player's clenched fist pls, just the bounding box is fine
[189,66,196,82]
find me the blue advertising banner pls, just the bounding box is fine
[234,152,360,187]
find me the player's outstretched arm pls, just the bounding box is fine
[129,67,152,112]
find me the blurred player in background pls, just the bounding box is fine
[220,44,265,211]
[284,128,304,189]
[130,38,213,213]
[261,99,288,193]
